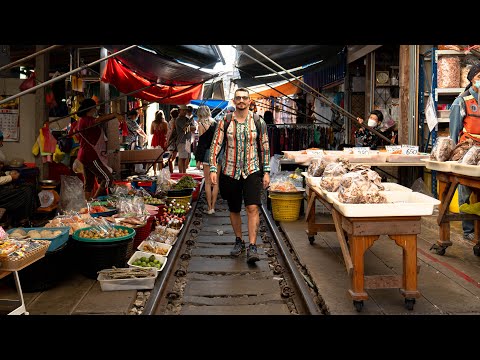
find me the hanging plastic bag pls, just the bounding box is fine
[59,175,87,213]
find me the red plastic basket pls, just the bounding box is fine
[132,216,154,249]
[170,173,203,201]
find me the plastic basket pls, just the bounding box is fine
[268,193,304,222]
[131,180,157,194]
[7,226,70,252]
[132,216,155,249]
[0,240,50,271]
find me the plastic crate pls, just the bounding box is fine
[97,268,157,291]
[268,193,304,222]
[8,226,70,252]
[131,180,157,194]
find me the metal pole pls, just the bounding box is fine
[0,45,62,72]
[0,45,138,106]
[241,45,394,145]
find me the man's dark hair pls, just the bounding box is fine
[127,109,138,117]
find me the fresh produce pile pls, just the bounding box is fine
[131,255,163,269]
[78,227,130,239]
[172,175,197,190]
[143,196,165,205]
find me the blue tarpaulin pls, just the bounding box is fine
[190,99,229,110]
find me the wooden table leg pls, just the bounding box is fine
[437,178,453,248]
[390,234,421,300]
[306,192,317,242]
[348,235,378,301]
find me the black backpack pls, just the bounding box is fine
[194,120,217,162]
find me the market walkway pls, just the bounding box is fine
[2,176,480,315]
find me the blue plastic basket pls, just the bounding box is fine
[7,226,70,252]
[131,180,157,194]
[90,208,117,218]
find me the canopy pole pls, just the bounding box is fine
[0,45,138,106]
[238,45,393,145]
[239,68,333,126]
[0,45,62,72]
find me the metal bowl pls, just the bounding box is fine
[40,179,58,186]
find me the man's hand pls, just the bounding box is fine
[210,172,217,185]
[263,172,270,189]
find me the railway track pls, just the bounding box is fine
[142,186,323,315]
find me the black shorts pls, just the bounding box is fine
[219,171,263,213]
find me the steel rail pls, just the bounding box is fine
[141,180,204,315]
[260,203,321,315]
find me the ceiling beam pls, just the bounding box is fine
[347,45,382,64]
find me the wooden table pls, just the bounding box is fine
[432,171,480,256]
[305,185,421,311]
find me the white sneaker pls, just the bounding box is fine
[207,209,215,214]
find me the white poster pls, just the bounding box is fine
[425,94,438,132]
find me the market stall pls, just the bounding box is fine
[302,156,439,311]
[423,159,480,256]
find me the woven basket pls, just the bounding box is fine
[268,193,304,222]
[0,240,50,271]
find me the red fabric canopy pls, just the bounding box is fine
[101,58,203,104]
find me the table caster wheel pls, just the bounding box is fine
[404,298,416,311]
[308,236,315,245]
[353,300,364,312]
[473,244,480,257]
[430,243,446,256]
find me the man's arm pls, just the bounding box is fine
[209,119,225,173]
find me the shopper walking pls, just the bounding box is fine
[166,107,179,173]
[195,105,219,214]
[175,104,196,174]
[449,64,480,241]
[209,88,271,263]
[150,109,168,174]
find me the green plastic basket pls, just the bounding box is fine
[72,225,136,243]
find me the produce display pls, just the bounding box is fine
[9,228,63,239]
[172,175,197,190]
[130,255,164,269]
[143,196,165,205]
[97,267,155,279]
[78,227,130,239]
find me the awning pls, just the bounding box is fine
[234,45,345,88]
[189,99,229,110]
[103,45,215,86]
[101,58,203,104]
[249,80,301,100]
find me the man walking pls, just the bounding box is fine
[209,88,271,263]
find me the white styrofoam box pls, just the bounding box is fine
[381,183,412,192]
[328,191,441,217]
[127,251,168,274]
[420,158,455,172]
[386,153,430,163]
[437,110,450,118]
[282,151,301,160]
[450,162,480,177]
[137,240,172,257]
[97,268,157,291]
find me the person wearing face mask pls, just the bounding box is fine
[354,109,396,149]
[449,64,480,242]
